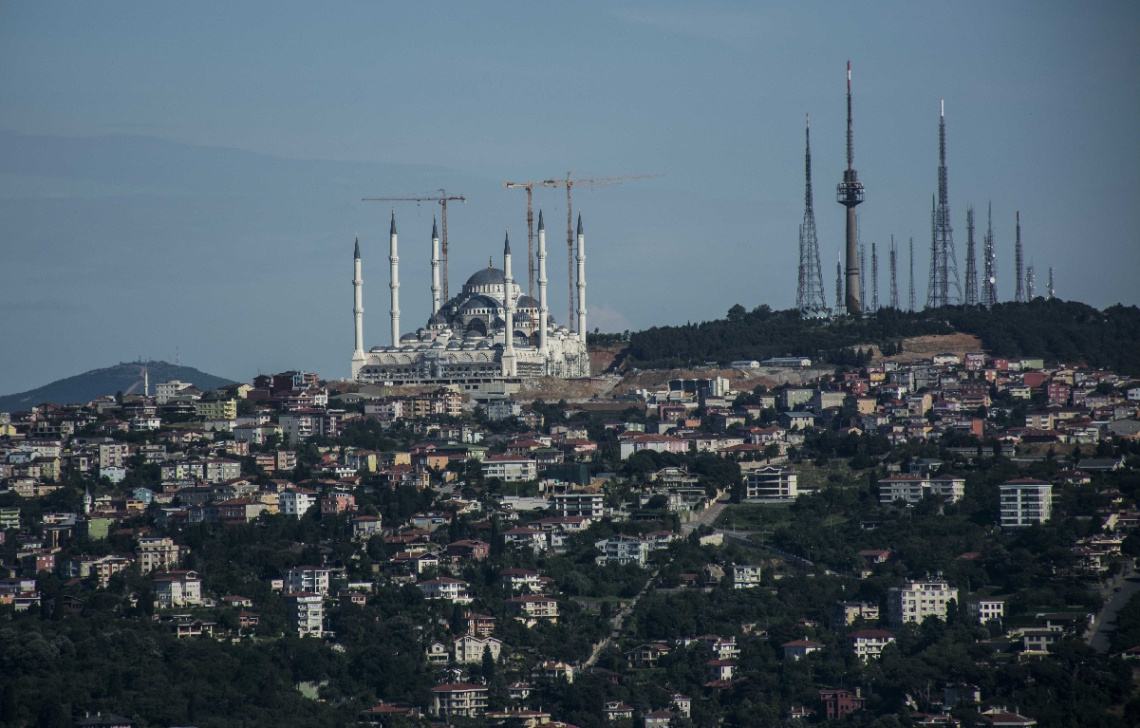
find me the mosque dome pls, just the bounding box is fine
[516,295,539,309]
[465,266,506,288]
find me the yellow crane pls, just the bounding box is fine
[362,190,466,300]
[502,180,540,315]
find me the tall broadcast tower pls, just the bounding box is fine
[835,252,844,314]
[836,62,864,314]
[927,101,961,307]
[982,203,997,307]
[964,206,978,306]
[908,237,916,312]
[797,114,828,316]
[870,241,879,312]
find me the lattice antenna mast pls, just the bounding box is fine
[926,195,938,308]
[858,237,866,309]
[964,206,978,306]
[798,114,827,315]
[1047,267,1055,300]
[835,252,844,314]
[1014,211,1025,302]
[889,235,899,310]
[836,62,864,314]
[1026,264,1036,300]
[871,241,879,312]
[908,237,916,312]
[982,202,997,307]
[933,101,961,306]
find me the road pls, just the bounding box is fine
[682,497,730,533]
[1087,565,1139,653]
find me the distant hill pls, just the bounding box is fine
[0,360,236,412]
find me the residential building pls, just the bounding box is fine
[833,601,880,627]
[819,689,865,721]
[783,639,824,661]
[552,491,605,518]
[506,595,560,625]
[967,598,1005,624]
[594,535,649,566]
[453,634,502,664]
[153,571,203,609]
[999,479,1053,528]
[732,564,762,589]
[286,566,332,595]
[888,579,959,627]
[878,475,965,506]
[848,629,896,661]
[417,577,472,604]
[136,537,181,574]
[743,466,798,501]
[431,684,488,719]
[283,592,324,637]
[195,399,237,420]
[481,455,537,482]
[280,488,317,518]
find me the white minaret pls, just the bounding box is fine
[430,216,441,314]
[502,230,517,377]
[83,484,92,516]
[575,212,587,347]
[352,236,365,369]
[537,208,549,361]
[143,364,149,399]
[389,212,400,347]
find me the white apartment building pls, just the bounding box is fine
[553,491,605,519]
[98,442,130,469]
[284,592,324,637]
[966,598,1005,624]
[153,571,203,609]
[286,566,332,595]
[418,577,473,604]
[878,475,965,506]
[999,479,1052,528]
[888,579,959,627]
[732,565,762,589]
[453,634,502,664]
[431,684,488,719]
[506,595,560,625]
[136,537,181,574]
[280,488,317,518]
[155,380,194,404]
[848,629,896,661]
[481,455,537,482]
[744,466,798,501]
[595,536,649,567]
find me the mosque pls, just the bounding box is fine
[350,209,590,397]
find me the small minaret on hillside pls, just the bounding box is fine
[389,212,400,346]
[537,209,549,363]
[430,217,441,315]
[575,212,587,347]
[502,230,517,377]
[352,236,365,368]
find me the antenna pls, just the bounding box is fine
[836,61,865,314]
[982,202,997,307]
[908,237,916,312]
[889,236,899,310]
[797,113,827,316]
[964,206,978,306]
[871,241,879,313]
[1014,211,1025,303]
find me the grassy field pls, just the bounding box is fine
[715,503,793,532]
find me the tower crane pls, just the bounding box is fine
[502,181,539,317]
[363,190,466,300]
[540,172,663,330]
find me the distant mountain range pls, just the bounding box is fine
[0,360,236,412]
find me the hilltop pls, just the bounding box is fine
[0,360,235,412]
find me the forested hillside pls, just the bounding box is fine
[626,300,1140,374]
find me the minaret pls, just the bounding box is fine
[143,364,149,399]
[83,484,92,516]
[352,236,365,368]
[502,230,517,377]
[575,212,587,347]
[389,212,400,346]
[836,61,864,315]
[430,217,441,314]
[537,209,549,361]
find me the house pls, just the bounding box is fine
[706,659,735,681]
[136,537,181,573]
[968,707,1037,727]
[848,629,895,661]
[447,539,490,560]
[507,595,559,625]
[352,515,383,540]
[782,638,824,661]
[431,683,489,718]
[453,634,502,664]
[530,660,575,683]
[152,570,202,609]
[604,702,634,721]
[628,642,671,668]
[594,535,648,566]
[465,611,496,637]
[426,642,450,666]
[833,601,879,627]
[644,711,675,728]
[819,688,865,720]
[499,568,543,593]
[417,577,472,604]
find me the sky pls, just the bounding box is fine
[1,1,1138,393]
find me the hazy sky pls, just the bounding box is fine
[2,2,1138,393]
